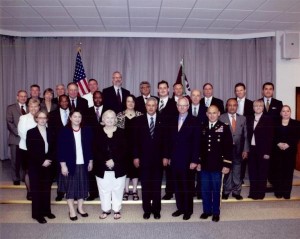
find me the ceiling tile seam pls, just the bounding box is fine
[0,5,27,28]
[179,0,197,32]
[232,0,271,33]
[155,0,164,32]
[92,0,106,31]
[58,0,80,31]
[24,0,58,31]
[205,0,234,31]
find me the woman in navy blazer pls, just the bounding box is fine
[57,110,93,221]
[273,105,300,199]
[26,110,55,224]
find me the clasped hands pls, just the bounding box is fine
[42,159,52,167]
[106,159,114,169]
[277,143,290,151]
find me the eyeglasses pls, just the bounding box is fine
[177,105,189,107]
[37,117,47,119]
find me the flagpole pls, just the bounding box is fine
[181,57,186,95]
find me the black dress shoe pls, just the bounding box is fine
[69,215,78,221]
[212,215,220,222]
[232,194,243,200]
[86,195,97,201]
[35,217,47,224]
[26,192,32,201]
[197,194,202,199]
[77,209,88,217]
[13,181,20,185]
[200,213,212,219]
[153,213,161,219]
[55,195,64,201]
[45,213,56,219]
[162,194,173,200]
[172,210,183,217]
[222,193,229,200]
[143,213,151,219]
[283,195,290,199]
[183,214,191,220]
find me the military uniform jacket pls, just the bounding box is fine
[200,120,233,172]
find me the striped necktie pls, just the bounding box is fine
[159,100,164,111]
[149,117,155,138]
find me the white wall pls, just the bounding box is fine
[276,31,300,118]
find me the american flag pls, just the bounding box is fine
[73,50,89,96]
[175,58,191,96]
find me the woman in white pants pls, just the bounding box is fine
[93,110,126,220]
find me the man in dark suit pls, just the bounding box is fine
[247,100,274,200]
[200,83,224,114]
[85,91,104,201]
[26,84,43,105]
[168,97,200,220]
[67,82,89,115]
[189,89,206,199]
[6,90,28,185]
[220,98,249,200]
[53,84,65,105]
[48,94,70,201]
[260,82,283,187]
[157,80,177,200]
[199,105,233,222]
[102,71,130,114]
[234,83,253,184]
[133,97,168,220]
[135,81,157,114]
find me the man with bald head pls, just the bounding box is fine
[199,105,232,222]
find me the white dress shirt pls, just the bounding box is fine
[82,92,94,107]
[74,130,84,165]
[147,113,156,127]
[59,108,70,126]
[237,97,245,115]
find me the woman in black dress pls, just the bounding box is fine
[58,110,93,221]
[116,95,142,201]
[26,110,55,224]
[273,105,300,199]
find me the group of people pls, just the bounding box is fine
[6,71,300,224]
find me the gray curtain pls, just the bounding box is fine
[0,36,275,159]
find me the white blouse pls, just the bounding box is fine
[18,113,37,150]
[73,130,84,165]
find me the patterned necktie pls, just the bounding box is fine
[231,114,236,132]
[210,123,214,130]
[21,105,26,115]
[64,110,68,126]
[159,100,164,111]
[149,117,154,138]
[266,99,270,112]
[96,107,100,122]
[193,107,197,116]
[117,89,121,104]
[205,99,210,107]
[71,100,75,111]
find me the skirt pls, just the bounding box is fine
[59,164,89,200]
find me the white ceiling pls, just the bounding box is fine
[1,0,300,38]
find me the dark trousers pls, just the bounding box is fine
[201,170,222,215]
[240,158,248,181]
[172,167,194,215]
[248,146,270,199]
[140,168,163,214]
[88,170,99,198]
[195,171,202,197]
[273,149,295,198]
[164,165,174,195]
[29,166,52,218]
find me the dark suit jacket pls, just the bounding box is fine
[241,98,254,117]
[6,103,27,145]
[69,97,89,114]
[188,104,207,126]
[247,114,274,157]
[200,97,225,114]
[200,120,233,171]
[85,106,105,129]
[135,95,158,114]
[157,98,177,124]
[57,127,93,175]
[260,97,283,123]
[26,126,54,169]
[48,109,65,138]
[133,114,167,171]
[93,127,126,178]
[102,86,130,114]
[167,114,200,169]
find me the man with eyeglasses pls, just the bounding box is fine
[135,81,157,114]
[166,97,200,220]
